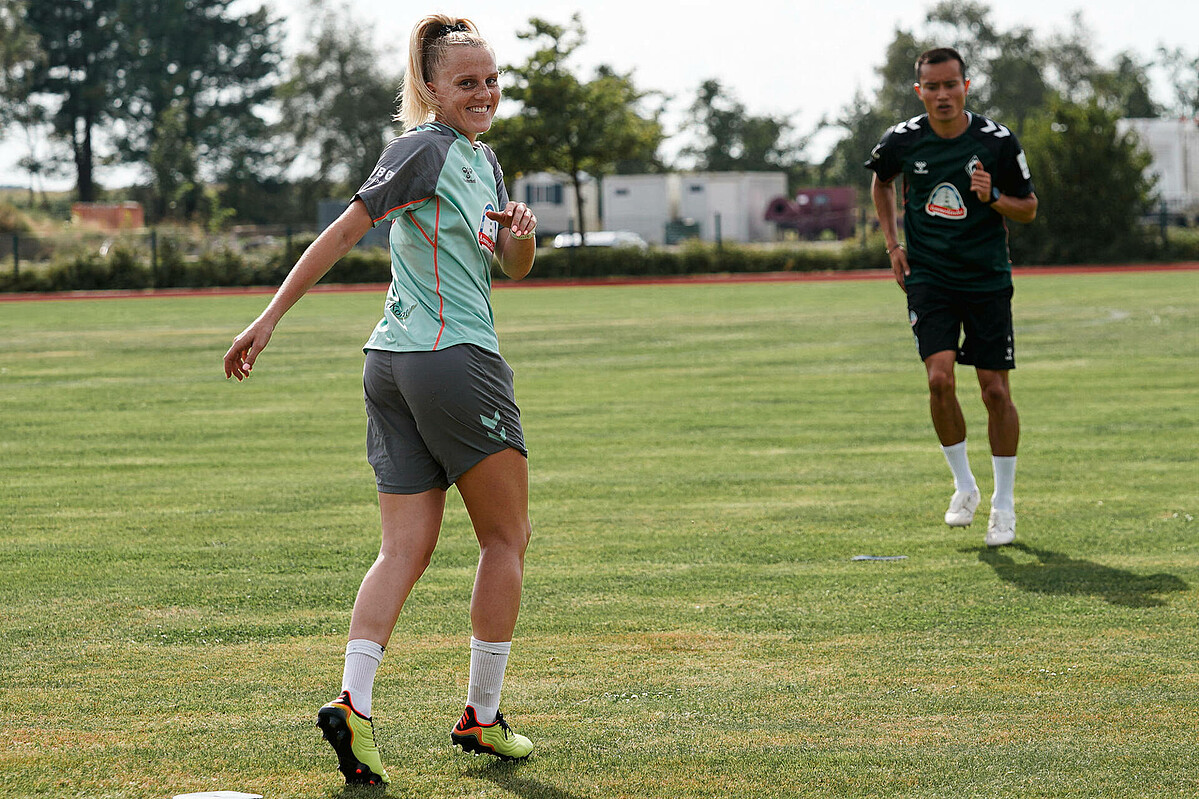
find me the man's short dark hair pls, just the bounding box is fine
[915,47,967,82]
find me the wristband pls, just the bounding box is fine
[509,227,536,240]
[886,243,904,254]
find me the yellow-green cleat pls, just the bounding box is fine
[451,706,533,761]
[316,690,389,786]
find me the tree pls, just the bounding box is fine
[0,0,41,123]
[1157,47,1199,118]
[1093,52,1160,118]
[924,2,1049,134]
[21,0,122,202]
[111,0,282,220]
[1013,99,1155,264]
[873,28,929,121]
[818,88,893,191]
[683,79,797,172]
[276,0,401,198]
[486,15,664,238]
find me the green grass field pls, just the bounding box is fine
[1,270,1196,799]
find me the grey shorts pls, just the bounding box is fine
[363,344,526,494]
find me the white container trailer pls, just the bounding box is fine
[1118,118,1199,220]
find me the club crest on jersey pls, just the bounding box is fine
[925,182,967,220]
[478,203,499,253]
[965,155,982,176]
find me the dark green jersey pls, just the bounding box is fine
[865,112,1035,292]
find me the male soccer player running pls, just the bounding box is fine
[866,47,1037,546]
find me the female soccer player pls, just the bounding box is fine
[223,14,537,786]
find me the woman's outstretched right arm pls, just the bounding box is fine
[224,200,374,381]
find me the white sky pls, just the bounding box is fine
[2,0,1196,191]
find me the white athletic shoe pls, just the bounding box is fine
[944,488,981,527]
[986,509,1016,547]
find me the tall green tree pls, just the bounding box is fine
[0,0,41,123]
[1013,99,1155,264]
[276,0,401,198]
[924,1,1049,133]
[819,88,892,191]
[21,0,121,202]
[683,79,797,172]
[1157,47,1199,118]
[1093,52,1161,118]
[486,15,664,238]
[111,0,282,220]
[873,28,928,122]
[0,0,54,204]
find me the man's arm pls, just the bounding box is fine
[990,191,1038,224]
[871,173,910,290]
[970,166,1037,223]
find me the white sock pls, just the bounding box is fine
[341,639,385,718]
[992,456,1017,512]
[467,637,511,725]
[941,440,978,493]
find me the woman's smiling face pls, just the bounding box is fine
[427,46,500,142]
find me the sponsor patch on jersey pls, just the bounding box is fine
[462,166,478,184]
[478,203,499,253]
[925,182,967,220]
[362,166,396,191]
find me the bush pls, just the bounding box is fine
[522,240,889,280]
[0,202,33,234]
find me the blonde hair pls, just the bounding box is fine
[397,15,492,130]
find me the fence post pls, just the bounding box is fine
[285,226,293,265]
[566,218,573,278]
[150,229,159,286]
[1159,201,1168,247]
[714,212,722,250]
[11,233,17,278]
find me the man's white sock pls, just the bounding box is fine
[467,637,511,725]
[942,440,978,493]
[342,639,385,718]
[992,456,1017,512]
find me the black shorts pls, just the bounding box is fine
[363,344,527,494]
[906,283,1015,369]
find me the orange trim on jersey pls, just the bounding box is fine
[431,197,445,349]
[408,214,436,248]
[373,196,432,225]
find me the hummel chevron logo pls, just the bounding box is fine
[480,410,507,442]
[979,119,1011,138]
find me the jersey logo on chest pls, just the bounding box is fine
[926,183,967,220]
[478,203,499,254]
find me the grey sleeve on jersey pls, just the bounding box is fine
[482,144,509,207]
[353,135,445,226]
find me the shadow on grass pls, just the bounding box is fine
[972,542,1189,607]
[459,759,586,799]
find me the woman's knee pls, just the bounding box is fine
[479,517,532,556]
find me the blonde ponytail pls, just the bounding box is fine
[396,15,491,130]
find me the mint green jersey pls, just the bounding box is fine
[355,122,508,353]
